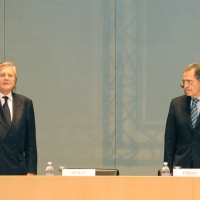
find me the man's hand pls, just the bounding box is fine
[27,173,36,176]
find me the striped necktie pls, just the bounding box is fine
[191,98,199,128]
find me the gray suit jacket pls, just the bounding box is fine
[0,93,37,175]
[164,95,200,172]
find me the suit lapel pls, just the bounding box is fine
[195,101,200,128]
[181,96,193,129]
[8,93,23,133]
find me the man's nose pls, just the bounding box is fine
[184,82,190,87]
[4,74,10,79]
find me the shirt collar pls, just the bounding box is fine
[0,92,13,101]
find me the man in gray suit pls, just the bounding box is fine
[0,61,37,175]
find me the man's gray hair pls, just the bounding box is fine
[184,63,200,81]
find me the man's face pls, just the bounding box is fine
[183,68,200,98]
[0,66,16,95]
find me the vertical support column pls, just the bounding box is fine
[0,0,5,61]
[102,0,116,167]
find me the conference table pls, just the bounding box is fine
[1,176,200,200]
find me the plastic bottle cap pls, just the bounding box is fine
[48,162,52,165]
[164,162,168,165]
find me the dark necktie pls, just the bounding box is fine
[191,98,199,128]
[2,96,11,124]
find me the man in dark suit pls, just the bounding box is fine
[0,61,37,175]
[164,63,200,173]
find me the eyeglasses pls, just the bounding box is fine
[0,73,14,79]
[180,80,194,88]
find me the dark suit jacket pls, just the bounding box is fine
[164,95,200,172]
[0,93,37,175]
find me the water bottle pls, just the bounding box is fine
[161,162,170,176]
[45,162,54,176]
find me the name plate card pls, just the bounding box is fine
[62,169,95,176]
[173,168,200,177]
